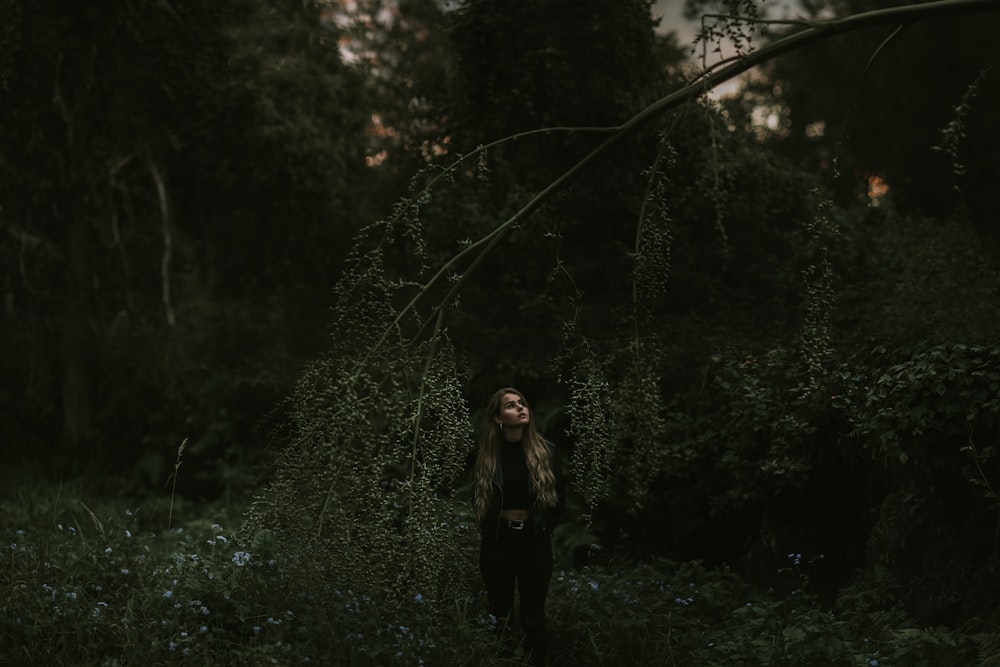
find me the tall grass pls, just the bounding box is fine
[1,476,995,666]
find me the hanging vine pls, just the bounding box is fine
[238,0,1000,620]
[798,190,838,391]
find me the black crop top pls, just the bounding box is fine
[500,441,531,509]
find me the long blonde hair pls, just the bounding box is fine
[472,387,558,522]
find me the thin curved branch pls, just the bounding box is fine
[832,24,909,170]
[362,0,1000,363]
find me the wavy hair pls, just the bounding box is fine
[472,387,558,522]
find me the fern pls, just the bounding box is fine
[970,632,1000,666]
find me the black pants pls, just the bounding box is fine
[479,526,553,666]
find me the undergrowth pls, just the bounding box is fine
[4,477,1000,666]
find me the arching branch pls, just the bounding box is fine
[362,0,1000,362]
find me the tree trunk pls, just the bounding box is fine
[60,208,94,453]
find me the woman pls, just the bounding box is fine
[472,387,565,666]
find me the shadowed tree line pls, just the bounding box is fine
[1,0,430,489]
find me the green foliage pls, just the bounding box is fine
[634,135,676,314]
[0,0,376,474]
[564,342,618,521]
[931,65,994,191]
[612,355,670,508]
[548,91,832,519]
[0,479,488,665]
[798,192,839,389]
[235,0,706,616]
[239,154,483,615]
[243,335,473,606]
[835,213,1000,348]
[8,3,1000,666]
[12,479,1000,666]
[688,0,762,66]
[0,484,247,663]
[648,347,817,529]
[842,343,1000,462]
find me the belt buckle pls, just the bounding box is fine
[507,519,526,531]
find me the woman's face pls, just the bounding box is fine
[495,392,530,428]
